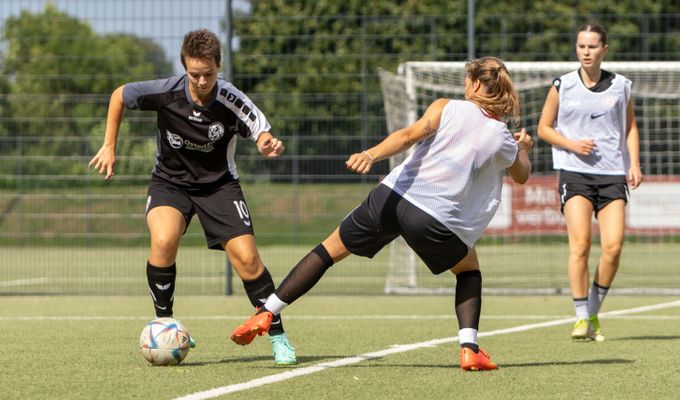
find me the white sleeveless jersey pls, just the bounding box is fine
[552,70,631,175]
[380,100,518,247]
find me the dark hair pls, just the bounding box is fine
[577,23,608,45]
[180,29,222,69]
[465,57,520,125]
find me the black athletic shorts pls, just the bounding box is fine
[146,176,254,250]
[339,184,469,275]
[558,170,628,217]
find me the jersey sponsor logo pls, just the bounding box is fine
[156,283,172,290]
[220,88,258,121]
[189,110,203,122]
[590,112,606,119]
[166,129,215,152]
[208,122,225,141]
[184,140,214,152]
[166,130,183,149]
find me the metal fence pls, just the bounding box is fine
[1,1,679,295]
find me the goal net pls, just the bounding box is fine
[379,61,680,295]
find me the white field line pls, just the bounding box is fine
[175,299,680,400]
[4,314,680,322]
[0,278,49,287]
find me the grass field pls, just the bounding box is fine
[2,295,680,399]
[2,241,680,295]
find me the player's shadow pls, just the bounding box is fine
[608,335,680,341]
[182,354,344,367]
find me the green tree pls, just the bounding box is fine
[229,0,679,180]
[0,4,172,184]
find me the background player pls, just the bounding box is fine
[537,23,643,341]
[231,57,533,371]
[88,29,296,365]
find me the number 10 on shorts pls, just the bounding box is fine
[233,200,251,225]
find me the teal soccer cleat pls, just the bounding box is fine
[270,333,297,365]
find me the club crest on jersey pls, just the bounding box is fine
[166,130,183,149]
[208,122,225,141]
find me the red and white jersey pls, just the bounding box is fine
[381,100,518,247]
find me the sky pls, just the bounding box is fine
[0,0,249,73]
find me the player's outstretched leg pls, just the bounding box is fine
[231,309,273,345]
[460,347,498,371]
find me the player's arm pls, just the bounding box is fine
[537,86,595,155]
[256,131,285,158]
[507,129,533,184]
[346,98,448,174]
[88,85,125,179]
[625,97,643,189]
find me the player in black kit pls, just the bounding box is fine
[89,29,296,365]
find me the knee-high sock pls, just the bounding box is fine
[455,270,482,351]
[274,244,334,306]
[242,268,285,336]
[147,262,176,318]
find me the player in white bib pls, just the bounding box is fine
[231,57,533,371]
[538,23,643,341]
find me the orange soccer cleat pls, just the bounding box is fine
[459,347,498,371]
[230,310,273,345]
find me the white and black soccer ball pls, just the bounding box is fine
[139,317,191,366]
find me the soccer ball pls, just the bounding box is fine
[139,317,191,366]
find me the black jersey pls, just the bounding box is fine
[123,75,271,187]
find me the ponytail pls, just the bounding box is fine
[465,57,521,126]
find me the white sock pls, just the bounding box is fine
[587,282,609,316]
[264,293,288,315]
[573,298,589,320]
[458,328,478,345]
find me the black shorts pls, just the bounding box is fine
[146,176,254,250]
[558,170,628,217]
[339,184,469,275]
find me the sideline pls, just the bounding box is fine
[175,299,680,400]
[0,278,49,287]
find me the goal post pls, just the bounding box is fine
[379,61,680,295]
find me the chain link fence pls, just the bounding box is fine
[1,1,679,294]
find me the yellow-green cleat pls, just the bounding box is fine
[589,315,605,342]
[270,333,297,365]
[571,318,596,341]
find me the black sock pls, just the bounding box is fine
[146,262,176,317]
[455,270,482,331]
[242,268,285,336]
[275,244,334,305]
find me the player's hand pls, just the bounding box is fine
[570,139,596,155]
[88,144,116,180]
[258,136,285,158]
[345,151,374,174]
[628,165,643,189]
[513,128,533,153]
